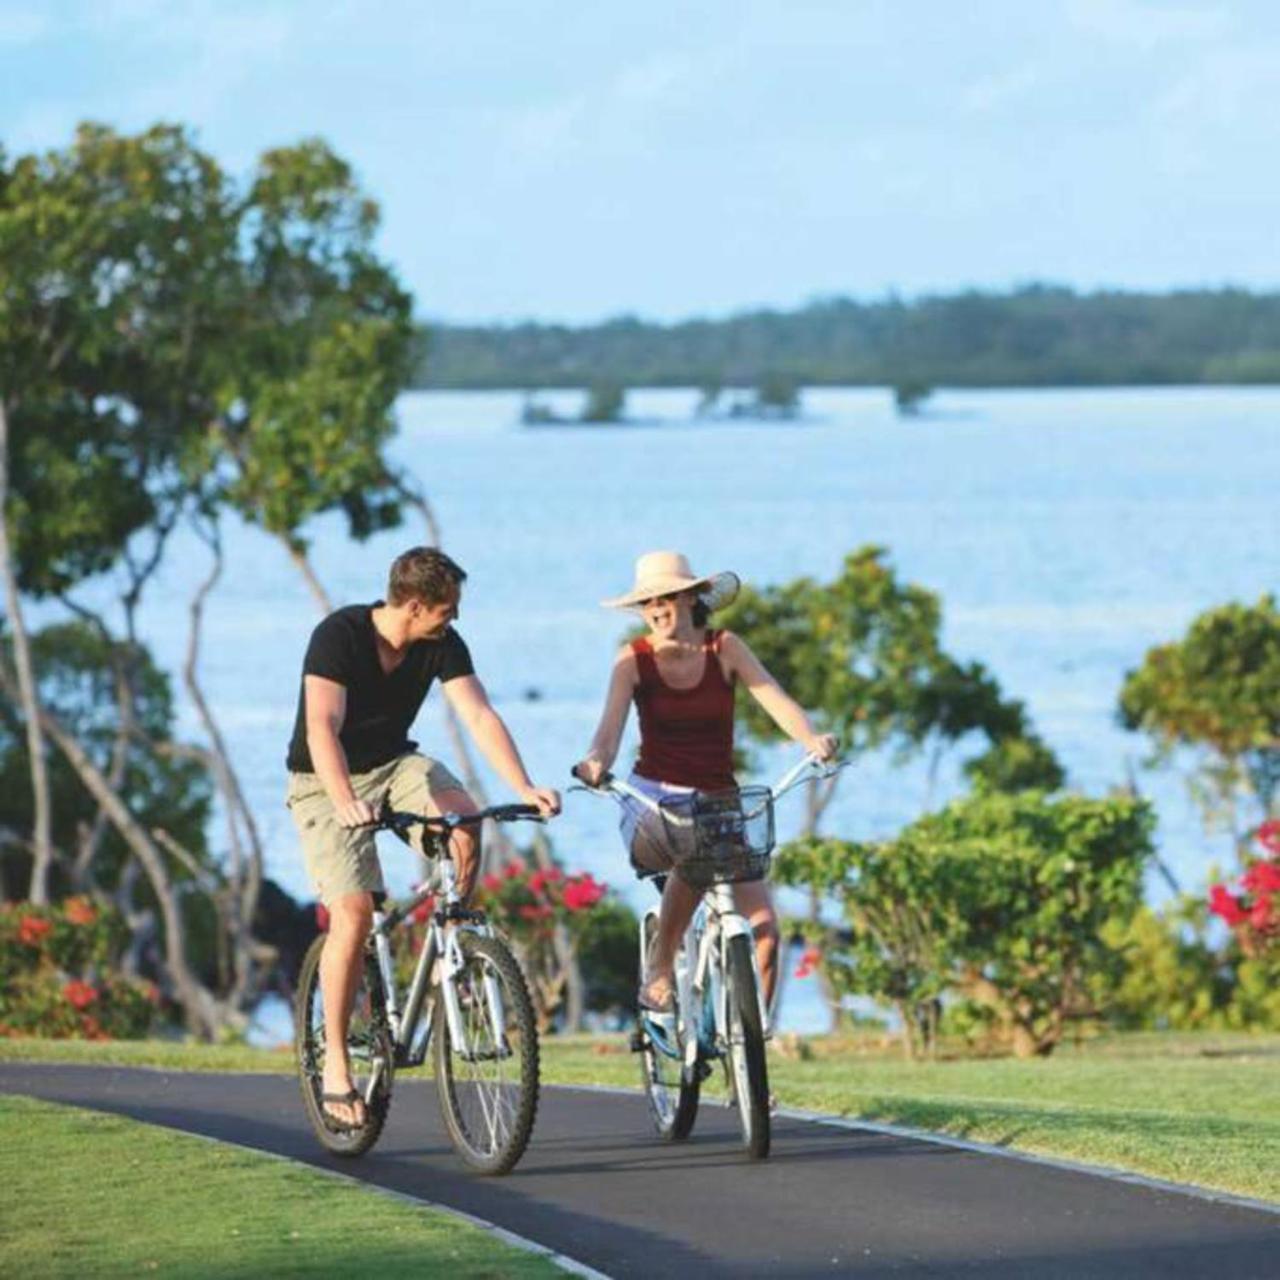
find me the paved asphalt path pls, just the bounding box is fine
[3,1063,1275,1277]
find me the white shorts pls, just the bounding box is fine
[620,773,697,875]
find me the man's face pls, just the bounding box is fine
[407,587,459,640]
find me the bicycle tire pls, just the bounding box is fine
[434,932,539,1175]
[638,913,699,1140]
[724,933,770,1159]
[295,932,394,1158]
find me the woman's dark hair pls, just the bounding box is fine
[387,547,467,606]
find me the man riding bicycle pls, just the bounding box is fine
[285,546,559,1131]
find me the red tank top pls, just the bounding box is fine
[632,629,736,792]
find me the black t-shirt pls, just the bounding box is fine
[285,602,474,774]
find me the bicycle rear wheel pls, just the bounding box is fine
[638,913,699,1140]
[724,933,770,1159]
[295,932,394,1158]
[434,932,539,1175]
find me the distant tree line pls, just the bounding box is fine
[412,286,1280,389]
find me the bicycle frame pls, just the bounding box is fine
[359,831,518,1103]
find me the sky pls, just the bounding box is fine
[3,0,1279,323]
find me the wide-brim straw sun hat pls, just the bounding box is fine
[601,551,740,613]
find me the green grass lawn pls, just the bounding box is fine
[3,1029,1277,1205]
[0,1095,561,1279]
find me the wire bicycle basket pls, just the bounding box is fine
[658,786,775,888]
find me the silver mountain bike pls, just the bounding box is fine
[295,802,545,1175]
[572,752,840,1160]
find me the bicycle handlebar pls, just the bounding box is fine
[374,802,546,836]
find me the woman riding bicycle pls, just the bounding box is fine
[575,550,836,1014]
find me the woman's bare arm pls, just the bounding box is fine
[575,647,639,782]
[719,632,836,758]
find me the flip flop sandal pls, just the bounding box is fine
[321,1089,366,1133]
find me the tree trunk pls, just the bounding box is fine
[186,522,265,1007]
[0,399,54,903]
[282,537,333,613]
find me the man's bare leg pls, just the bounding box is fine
[424,786,480,899]
[320,891,374,1126]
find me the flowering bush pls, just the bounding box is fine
[0,899,161,1040]
[472,860,610,1031]
[1208,820,1280,957]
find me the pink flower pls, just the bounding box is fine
[481,873,502,893]
[502,859,527,881]
[409,895,436,926]
[1208,883,1247,927]
[517,904,554,922]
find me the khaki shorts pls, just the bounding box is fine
[286,752,465,905]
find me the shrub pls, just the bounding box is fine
[0,899,161,1039]
[775,790,1153,1058]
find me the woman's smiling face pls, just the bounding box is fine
[641,589,694,638]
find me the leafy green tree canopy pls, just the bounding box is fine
[1119,595,1280,826]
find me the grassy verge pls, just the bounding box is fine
[3,1030,1277,1204]
[0,1095,560,1279]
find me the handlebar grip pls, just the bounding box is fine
[570,764,614,788]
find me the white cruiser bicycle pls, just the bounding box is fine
[572,751,841,1160]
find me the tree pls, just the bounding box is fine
[718,546,1063,831]
[776,791,1153,1057]
[1119,596,1280,852]
[0,123,421,1036]
[580,381,626,424]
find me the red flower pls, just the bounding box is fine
[1256,819,1280,856]
[528,869,549,896]
[63,897,98,927]
[794,944,822,979]
[517,904,554,922]
[1208,884,1247,927]
[63,980,98,1010]
[409,895,436,926]
[481,873,502,893]
[315,904,331,932]
[502,859,527,880]
[17,916,52,946]
[79,1014,108,1041]
[563,876,605,912]
[1242,860,1280,896]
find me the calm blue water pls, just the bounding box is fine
[90,386,1278,1033]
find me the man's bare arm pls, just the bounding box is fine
[304,675,376,826]
[443,675,560,815]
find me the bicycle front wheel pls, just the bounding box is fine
[724,933,770,1159]
[295,932,394,1158]
[434,932,539,1175]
